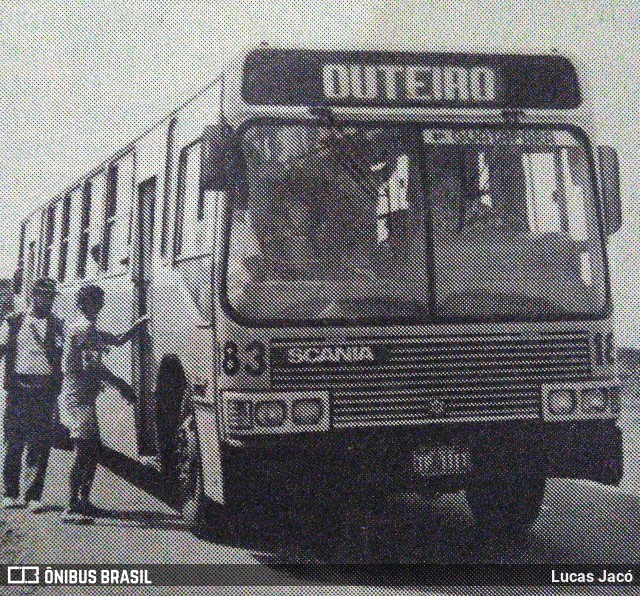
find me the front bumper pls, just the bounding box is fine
[221,419,623,495]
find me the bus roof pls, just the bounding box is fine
[22,44,588,224]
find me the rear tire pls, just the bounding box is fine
[466,472,546,538]
[155,355,186,476]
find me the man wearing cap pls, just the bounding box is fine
[0,277,64,512]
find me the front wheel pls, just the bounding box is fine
[466,473,546,538]
[174,406,206,535]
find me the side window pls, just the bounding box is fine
[58,195,71,281]
[49,201,64,281]
[41,203,57,278]
[76,180,92,278]
[26,241,36,295]
[102,163,119,270]
[160,117,178,257]
[17,223,26,268]
[136,176,157,282]
[57,194,72,282]
[174,141,207,258]
[102,155,133,272]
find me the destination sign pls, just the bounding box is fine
[322,64,497,103]
[242,49,581,109]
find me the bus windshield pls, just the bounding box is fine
[225,123,607,325]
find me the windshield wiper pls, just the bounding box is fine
[311,109,386,197]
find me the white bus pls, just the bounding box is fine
[13,47,623,538]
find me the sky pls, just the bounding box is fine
[0,1,639,342]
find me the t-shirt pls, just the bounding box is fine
[0,313,52,376]
[62,315,107,400]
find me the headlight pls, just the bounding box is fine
[227,400,253,430]
[255,400,286,427]
[292,398,323,425]
[581,388,607,412]
[223,391,330,434]
[548,389,577,415]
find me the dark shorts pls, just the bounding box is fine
[4,376,56,444]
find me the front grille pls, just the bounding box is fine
[270,332,592,428]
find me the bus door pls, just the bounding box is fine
[132,176,157,455]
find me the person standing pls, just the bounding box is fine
[59,284,147,523]
[0,277,63,512]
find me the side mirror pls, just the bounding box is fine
[597,146,622,235]
[200,123,232,192]
[90,243,102,264]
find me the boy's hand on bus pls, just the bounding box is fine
[111,376,137,403]
[132,315,150,329]
[121,383,137,403]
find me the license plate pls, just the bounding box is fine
[412,446,471,477]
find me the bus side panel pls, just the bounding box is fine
[94,136,181,460]
[149,79,223,374]
[130,122,172,455]
[92,156,138,459]
[96,274,136,458]
[148,79,224,488]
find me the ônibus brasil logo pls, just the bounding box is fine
[287,345,376,365]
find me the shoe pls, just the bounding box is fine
[139,455,161,470]
[60,505,93,525]
[1,496,25,509]
[77,501,103,517]
[26,500,45,513]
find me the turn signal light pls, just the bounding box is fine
[292,398,323,425]
[227,400,253,430]
[581,388,607,412]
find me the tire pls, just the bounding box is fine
[466,472,546,538]
[174,402,207,536]
[155,355,186,476]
